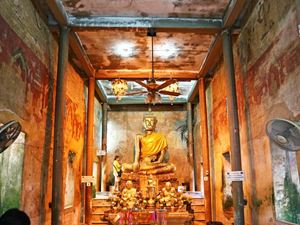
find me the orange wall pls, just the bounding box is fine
[0,1,86,224]
[209,0,300,224]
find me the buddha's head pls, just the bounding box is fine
[143,115,157,131]
[165,182,172,191]
[126,180,133,189]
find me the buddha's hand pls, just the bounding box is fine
[132,162,139,171]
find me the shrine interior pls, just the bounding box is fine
[0,0,300,225]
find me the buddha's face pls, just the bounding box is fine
[143,117,157,131]
[126,181,133,189]
[165,182,171,191]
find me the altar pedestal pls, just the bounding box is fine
[105,210,193,225]
[120,172,178,196]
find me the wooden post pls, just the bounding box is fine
[199,78,212,222]
[222,29,245,225]
[101,103,108,191]
[187,102,196,191]
[85,76,95,225]
[52,26,69,225]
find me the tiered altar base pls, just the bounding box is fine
[91,192,206,225]
[105,210,193,225]
[120,172,178,196]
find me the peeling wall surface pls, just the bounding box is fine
[236,0,300,224]
[106,111,192,188]
[210,0,300,224]
[62,0,230,18]
[0,0,85,225]
[208,64,234,224]
[0,133,25,214]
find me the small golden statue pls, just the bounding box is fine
[146,175,156,208]
[121,180,137,209]
[122,115,176,174]
[158,182,177,207]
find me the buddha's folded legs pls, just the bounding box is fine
[122,162,175,175]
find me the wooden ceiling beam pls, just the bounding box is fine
[45,0,108,102]
[198,0,249,78]
[109,104,186,111]
[69,32,95,77]
[67,16,222,34]
[188,80,199,102]
[45,0,68,26]
[223,0,248,28]
[107,96,187,105]
[198,34,223,77]
[95,70,199,80]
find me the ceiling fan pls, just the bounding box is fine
[127,28,181,103]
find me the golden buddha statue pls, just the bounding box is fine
[123,115,176,174]
[121,180,137,209]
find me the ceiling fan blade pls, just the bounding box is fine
[155,79,177,90]
[134,80,152,90]
[159,90,181,96]
[126,91,148,96]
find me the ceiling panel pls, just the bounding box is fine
[77,30,213,71]
[62,0,230,18]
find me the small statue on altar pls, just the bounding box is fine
[158,181,177,207]
[122,114,176,174]
[147,175,156,207]
[121,180,137,209]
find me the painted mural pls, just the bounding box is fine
[271,143,300,224]
[234,0,300,224]
[0,11,52,225]
[0,132,25,215]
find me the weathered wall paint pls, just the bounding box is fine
[106,111,192,189]
[0,8,52,224]
[210,0,300,224]
[0,133,25,214]
[207,64,233,224]
[0,1,86,225]
[62,65,85,225]
[236,0,300,224]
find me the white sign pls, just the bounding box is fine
[226,171,245,182]
[97,149,106,156]
[81,176,96,186]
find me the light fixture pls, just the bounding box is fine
[113,41,135,57]
[145,93,162,105]
[162,82,180,102]
[155,42,178,59]
[111,79,128,101]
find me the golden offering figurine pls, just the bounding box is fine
[147,175,156,208]
[123,115,176,174]
[159,181,177,207]
[121,181,137,209]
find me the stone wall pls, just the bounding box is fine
[210,0,300,224]
[0,1,86,225]
[106,110,193,189]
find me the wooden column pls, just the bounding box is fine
[187,102,196,191]
[101,103,108,191]
[199,78,212,222]
[52,26,69,225]
[85,76,95,225]
[222,29,245,225]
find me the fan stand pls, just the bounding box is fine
[0,120,21,153]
